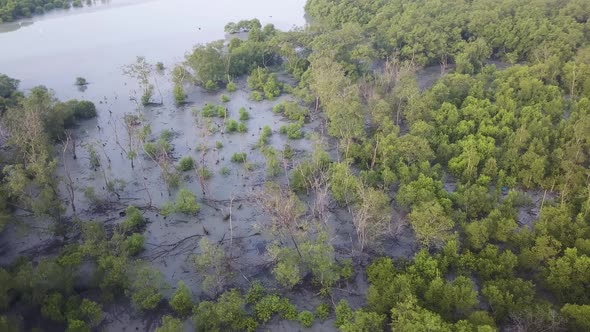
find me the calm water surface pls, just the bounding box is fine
[0,0,306,97]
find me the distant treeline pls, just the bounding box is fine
[0,0,86,23]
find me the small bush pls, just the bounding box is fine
[226,119,238,132]
[143,142,157,158]
[221,94,230,103]
[72,101,97,119]
[246,281,265,304]
[227,81,237,92]
[122,206,145,232]
[155,316,183,332]
[178,156,194,171]
[272,103,285,113]
[201,104,216,117]
[217,105,227,118]
[315,303,330,320]
[278,298,297,320]
[160,129,173,141]
[173,84,185,105]
[197,167,212,180]
[156,62,164,70]
[258,126,272,146]
[170,281,193,317]
[125,233,145,256]
[239,107,249,121]
[283,144,294,159]
[254,295,281,323]
[220,166,231,176]
[215,141,223,149]
[160,201,175,217]
[231,152,247,163]
[204,80,218,91]
[279,122,303,139]
[340,259,354,280]
[175,189,200,214]
[237,122,248,133]
[250,91,263,101]
[334,300,352,329]
[298,311,314,328]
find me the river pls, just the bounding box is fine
[0,0,306,98]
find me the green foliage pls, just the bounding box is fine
[226,81,237,92]
[170,281,193,317]
[197,166,212,180]
[262,146,281,177]
[254,294,281,323]
[124,233,144,256]
[250,90,263,101]
[258,125,272,146]
[175,188,200,215]
[173,83,186,105]
[315,303,330,320]
[220,166,231,176]
[273,101,309,121]
[298,310,314,328]
[193,289,249,332]
[247,67,282,100]
[231,152,247,163]
[226,119,238,132]
[245,281,265,304]
[201,104,217,117]
[87,145,100,170]
[239,107,250,121]
[561,304,590,331]
[128,266,164,311]
[547,248,590,303]
[408,201,454,248]
[237,122,248,133]
[178,156,194,171]
[335,300,353,329]
[221,94,230,103]
[121,206,145,232]
[155,316,183,332]
[279,122,303,139]
[329,162,359,205]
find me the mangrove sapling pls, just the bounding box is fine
[169,281,193,317]
[61,130,76,213]
[87,144,100,170]
[75,77,88,86]
[351,184,392,252]
[194,238,232,296]
[127,266,165,311]
[123,56,159,106]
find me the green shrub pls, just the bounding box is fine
[66,319,88,332]
[250,91,263,101]
[79,299,102,327]
[217,105,227,118]
[204,80,218,91]
[125,233,145,256]
[122,206,145,232]
[155,316,183,332]
[129,267,164,311]
[72,101,97,119]
[334,300,353,328]
[262,147,281,177]
[231,152,247,163]
[279,122,303,139]
[272,103,285,113]
[173,84,185,105]
[201,104,216,117]
[258,125,272,146]
[215,141,223,149]
[315,303,330,320]
[170,281,193,317]
[227,81,237,92]
[220,166,231,176]
[143,142,157,158]
[239,107,249,120]
[254,295,281,323]
[298,310,314,328]
[175,189,200,214]
[75,77,87,86]
[160,201,175,216]
[160,129,173,141]
[237,122,248,133]
[156,62,164,70]
[197,167,212,180]
[340,259,354,280]
[221,94,230,103]
[246,281,265,304]
[226,119,238,132]
[178,156,195,171]
[283,143,294,159]
[41,292,64,322]
[278,298,298,320]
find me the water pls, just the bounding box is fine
[0,0,306,96]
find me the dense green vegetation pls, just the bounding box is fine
[0,0,87,23]
[1,0,590,330]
